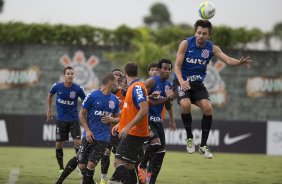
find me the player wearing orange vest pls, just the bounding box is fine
[108,63,149,184]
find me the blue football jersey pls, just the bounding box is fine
[82,89,120,142]
[49,82,86,121]
[148,75,172,123]
[174,36,214,82]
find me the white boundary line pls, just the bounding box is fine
[6,168,20,184]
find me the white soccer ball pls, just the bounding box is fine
[198,1,216,19]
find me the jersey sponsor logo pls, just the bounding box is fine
[149,116,162,122]
[0,120,9,143]
[57,98,74,105]
[109,100,115,109]
[186,58,207,65]
[69,91,76,98]
[201,49,210,59]
[187,75,203,82]
[59,50,100,94]
[94,110,112,116]
[224,133,252,145]
[135,85,145,100]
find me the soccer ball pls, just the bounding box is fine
[198,1,216,19]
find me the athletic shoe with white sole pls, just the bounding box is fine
[199,145,213,159]
[186,138,195,153]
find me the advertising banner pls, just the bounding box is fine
[0,114,271,154]
[267,121,282,155]
[164,119,267,153]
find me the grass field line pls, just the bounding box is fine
[6,168,20,184]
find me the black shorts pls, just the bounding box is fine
[107,134,120,154]
[56,120,81,142]
[115,134,146,164]
[173,80,210,104]
[148,122,166,150]
[77,139,109,165]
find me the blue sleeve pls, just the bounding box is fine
[78,86,86,100]
[82,93,92,110]
[113,98,120,114]
[168,80,172,88]
[49,83,57,94]
[132,85,147,109]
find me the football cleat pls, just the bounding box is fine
[199,145,213,159]
[186,138,195,153]
[137,164,147,184]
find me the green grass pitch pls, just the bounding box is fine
[0,147,281,184]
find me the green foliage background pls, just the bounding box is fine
[0,21,274,78]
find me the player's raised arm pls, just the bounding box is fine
[213,45,253,68]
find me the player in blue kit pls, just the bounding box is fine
[47,66,86,172]
[138,58,176,184]
[100,69,126,184]
[174,19,252,158]
[78,72,120,184]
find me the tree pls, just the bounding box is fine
[103,27,173,78]
[0,0,3,13]
[144,3,172,29]
[273,22,282,40]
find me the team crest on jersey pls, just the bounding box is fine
[201,49,210,59]
[109,100,115,109]
[59,50,100,94]
[69,91,76,98]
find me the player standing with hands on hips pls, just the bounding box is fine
[173,19,252,158]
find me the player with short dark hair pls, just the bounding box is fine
[174,19,252,158]
[78,72,120,184]
[47,66,86,173]
[100,71,127,184]
[138,58,176,184]
[108,62,149,184]
[56,72,127,184]
[147,63,158,77]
